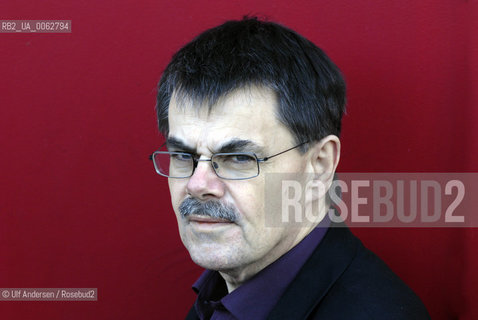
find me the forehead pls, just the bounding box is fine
[168,86,293,152]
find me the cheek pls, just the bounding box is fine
[235,177,291,248]
[168,180,188,211]
[230,179,266,228]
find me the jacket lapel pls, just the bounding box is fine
[266,223,359,320]
[185,306,199,320]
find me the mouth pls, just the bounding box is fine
[187,215,234,224]
[185,215,237,233]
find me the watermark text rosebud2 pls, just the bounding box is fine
[265,173,477,227]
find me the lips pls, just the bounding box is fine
[187,215,233,224]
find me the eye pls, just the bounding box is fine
[213,154,256,169]
[213,153,258,175]
[220,154,255,165]
[171,153,193,161]
[231,154,254,163]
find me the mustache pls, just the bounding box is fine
[179,198,238,223]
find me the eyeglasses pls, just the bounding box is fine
[149,141,308,180]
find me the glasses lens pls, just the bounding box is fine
[212,153,259,179]
[153,152,193,178]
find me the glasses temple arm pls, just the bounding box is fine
[259,141,309,162]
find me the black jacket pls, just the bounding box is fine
[186,224,430,320]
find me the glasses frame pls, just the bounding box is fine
[149,141,309,180]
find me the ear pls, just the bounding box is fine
[305,135,341,201]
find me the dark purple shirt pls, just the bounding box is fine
[191,217,330,320]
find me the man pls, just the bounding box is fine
[151,17,430,319]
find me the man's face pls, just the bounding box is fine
[167,87,314,279]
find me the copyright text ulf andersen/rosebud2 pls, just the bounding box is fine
[0,288,97,301]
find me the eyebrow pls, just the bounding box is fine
[215,139,264,155]
[166,137,196,154]
[166,136,264,155]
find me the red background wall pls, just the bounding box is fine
[1,1,477,319]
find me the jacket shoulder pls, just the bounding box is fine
[268,225,430,320]
[310,232,430,319]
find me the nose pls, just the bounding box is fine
[186,159,225,200]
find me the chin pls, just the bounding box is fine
[191,257,229,271]
[186,245,243,271]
